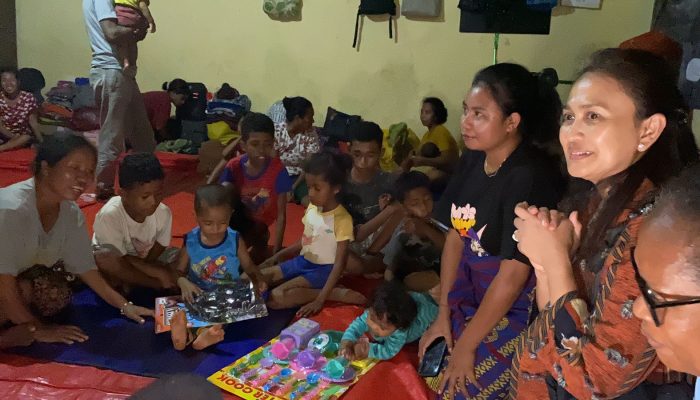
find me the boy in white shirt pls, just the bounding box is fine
[93,153,177,291]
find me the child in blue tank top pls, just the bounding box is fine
[170,184,267,351]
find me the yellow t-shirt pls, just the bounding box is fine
[300,204,354,265]
[420,124,458,154]
[114,0,147,8]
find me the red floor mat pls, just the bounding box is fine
[0,149,432,400]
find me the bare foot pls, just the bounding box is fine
[328,287,367,305]
[0,323,36,349]
[170,310,189,351]
[192,324,225,350]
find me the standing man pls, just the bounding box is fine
[83,0,156,199]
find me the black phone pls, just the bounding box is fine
[429,218,450,233]
[418,338,448,377]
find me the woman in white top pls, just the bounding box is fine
[0,133,152,347]
[273,96,320,206]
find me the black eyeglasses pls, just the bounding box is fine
[631,246,700,327]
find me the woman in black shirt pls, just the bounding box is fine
[419,63,565,400]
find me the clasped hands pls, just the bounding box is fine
[512,202,583,274]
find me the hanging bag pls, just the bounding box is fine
[353,0,397,48]
[401,0,441,18]
[263,0,302,19]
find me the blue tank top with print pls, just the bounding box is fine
[185,227,241,291]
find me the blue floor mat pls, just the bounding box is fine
[11,288,296,378]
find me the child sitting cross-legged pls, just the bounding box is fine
[93,153,178,291]
[259,151,366,317]
[170,184,267,351]
[340,281,438,361]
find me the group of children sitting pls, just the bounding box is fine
[90,111,443,359]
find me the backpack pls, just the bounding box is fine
[401,0,441,18]
[263,0,301,19]
[175,82,208,122]
[321,107,362,146]
[353,0,397,48]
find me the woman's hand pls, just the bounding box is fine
[177,277,203,303]
[400,150,416,171]
[517,203,583,257]
[439,336,482,397]
[0,323,36,348]
[121,303,154,324]
[513,204,578,269]
[34,324,89,345]
[297,298,324,317]
[419,309,453,359]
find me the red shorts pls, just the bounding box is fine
[115,4,148,29]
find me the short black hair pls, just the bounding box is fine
[303,150,351,187]
[282,96,313,123]
[369,281,417,331]
[194,184,233,215]
[118,153,164,190]
[394,171,430,203]
[350,121,383,147]
[162,78,191,96]
[34,132,97,176]
[240,112,275,141]
[649,163,700,278]
[420,142,440,158]
[0,67,18,79]
[422,97,448,125]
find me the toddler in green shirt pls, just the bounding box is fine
[340,281,438,360]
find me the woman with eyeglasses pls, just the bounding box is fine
[632,164,700,397]
[508,48,699,399]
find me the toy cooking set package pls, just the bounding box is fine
[208,318,378,400]
[155,281,268,333]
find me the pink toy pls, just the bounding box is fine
[280,318,321,349]
[271,337,296,360]
[250,364,281,387]
[274,371,305,396]
[300,380,329,400]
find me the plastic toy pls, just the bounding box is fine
[271,337,297,360]
[208,330,379,400]
[280,318,321,349]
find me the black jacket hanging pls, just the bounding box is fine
[353,0,397,48]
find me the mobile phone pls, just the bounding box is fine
[418,338,448,377]
[430,218,450,233]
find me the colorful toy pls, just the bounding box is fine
[208,330,378,400]
[321,357,356,383]
[306,331,342,358]
[271,337,297,360]
[280,318,321,349]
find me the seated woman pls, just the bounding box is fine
[632,164,700,396]
[403,97,459,190]
[419,63,565,400]
[273,96,320,207]
[0,67,43,152]
[142,78,190,141]
[510,49,699,399]
[0,133,153,346]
